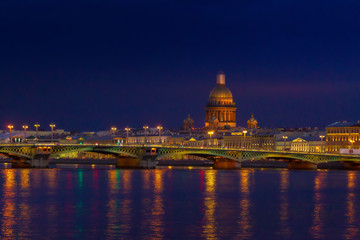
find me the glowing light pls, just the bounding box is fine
[208,131,214,138]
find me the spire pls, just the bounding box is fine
[216,72,225,85]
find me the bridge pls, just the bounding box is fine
[1,144,360,169]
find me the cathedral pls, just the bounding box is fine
[205,72,237,129]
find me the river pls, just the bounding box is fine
[0,168,358,239]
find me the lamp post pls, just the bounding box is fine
[22,125,28,139]
[125,127,131,144]
[7,125,14,143]
[157,125,163,144]
[34,123,40,138]
[111,127,117,140]
[49,124,55,142]
[143,126,149,144]
[350,139,355,149]
[319,135,325,152]
[208,131,214,146]
[282,136,288,151]
[242,130,248,149]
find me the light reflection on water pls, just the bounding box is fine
[310,171,327,239]
[202,171,217,240]
[0,169,359,239]
[344,172,358,240]
[237,170,252,239]
[278,170,290,238]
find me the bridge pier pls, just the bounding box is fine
[213,159,241,169]
[116,156,157,169]
[343,161,360,170]
[31,157,49,168]
[139,155,157,169]
[116,157,141,169]
[288,161,317,170]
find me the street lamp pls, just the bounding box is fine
[319,135,325,152]
[49,124,55,142]
[208,131,214,146]
[350,139,355,149]
[157,125,163,144]
[125,127,131,144]
[282,136,288,151]
[111,127,117,139]
[22,125,28,139]
[243,130,248,149]
[7,125,14,143]
[143,126,149,144]
[34,123,40,138]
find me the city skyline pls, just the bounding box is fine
[1,2,360,240]
[1,1,359,130]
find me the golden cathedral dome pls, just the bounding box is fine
[205,72,237,129]
[208,72,234,103]
[209,85,233,99]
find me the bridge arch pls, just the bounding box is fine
[50,146,142,159]
[156,148,243,162]
[0,147,33,160]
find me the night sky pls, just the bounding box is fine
[1,0,359,131]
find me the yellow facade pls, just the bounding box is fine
[326,122,360,152]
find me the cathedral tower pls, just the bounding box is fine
[205,72,236,129]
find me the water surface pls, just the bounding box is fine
[0,169,359,239]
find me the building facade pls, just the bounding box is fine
[205,72,236,129]
[290,137,323,153]
[126,135,168,145]
[222,132,275,150]
[326,121,360,152]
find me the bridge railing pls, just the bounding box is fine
[0,143,359,157]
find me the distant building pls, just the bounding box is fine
[183,114,194,131]
[275,129,325,151]
[222,132,275,150]
[126,135,168,144]
[290,137,323,153]
[167,136,186,146]
[326,121,360,152]
[247,114,258,129]
[205,72,236,129]
[184,136,222,148]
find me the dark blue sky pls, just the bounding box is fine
[1,0,359,131]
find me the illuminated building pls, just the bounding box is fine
[183,136,222,148]
[167,136,185,146]
[126,135,168,144]
[222,132,275,150]
[290,137,322,153]
[205,72,236,129]
[247,114,258,129]
[326,121,360,152]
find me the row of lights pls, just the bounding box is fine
[110,125,164,140]
[7,123,56,139]
[282,135,326,151]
